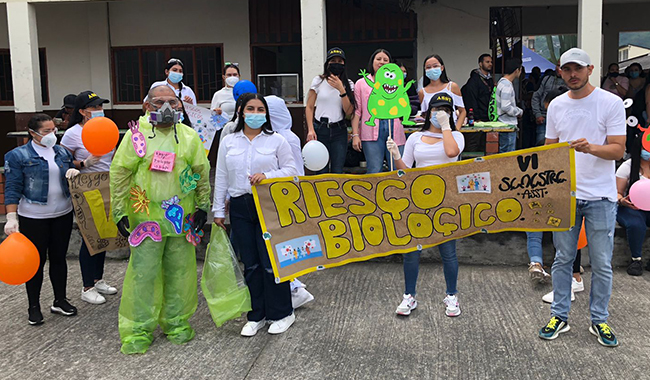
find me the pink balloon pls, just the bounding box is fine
[629,180,650,211]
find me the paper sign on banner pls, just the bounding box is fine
[183,101,229,155]
[252,143,577,282]
[150,151,175,172]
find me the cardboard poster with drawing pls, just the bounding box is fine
[68,172,128,255]
[252,144,576,282]
[183,101,229,156]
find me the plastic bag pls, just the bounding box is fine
[201,225,251,327]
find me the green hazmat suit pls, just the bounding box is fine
[110,114,211,355]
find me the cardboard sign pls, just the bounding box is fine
[183,101,229,155]
[252,144,576,282]
[68,172,129,255]
[150,151,175,172]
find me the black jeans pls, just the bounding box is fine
[314,118,348,174]
[79,240,106,288]
[19,211,74,308]
[229,194,292,322]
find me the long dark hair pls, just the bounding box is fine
[67,91,93,128]
[320,58,355,110]
[234,93,273,135]
[166,58,185,94]
[422,95,455,132]
[627,136,643,194]
[366,49,392,76]
[230,96,245,122]
[422,54,450,87]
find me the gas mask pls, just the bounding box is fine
[149,101,181,126]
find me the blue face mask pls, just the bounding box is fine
[90,110,104,119]
[244,113,266,129]
[641,149,650,161]
[430,110,449,129]
[168,71,183,84]
[426,67,442,81]
[403,72,407,79]
[630,72,640,79]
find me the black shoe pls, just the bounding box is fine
[627,260,643,276]
[28,306,44,325]
[51,299,77,316]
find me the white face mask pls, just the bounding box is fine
[32,129,57,148]
[225,76,240,87]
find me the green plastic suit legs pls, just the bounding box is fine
[119,236,198,355]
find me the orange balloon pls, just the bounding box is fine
[0,233,40,285]
[577,220,588,250]
[81,116,119,156]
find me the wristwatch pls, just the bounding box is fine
[339,92,347,98]
[79,160,85,168]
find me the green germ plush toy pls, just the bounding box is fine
[359,63,416,127]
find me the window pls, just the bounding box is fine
[112,44,223,104]
[0,48,49,106]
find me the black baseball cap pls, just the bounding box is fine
[326,47,346,61]
[75,91,109,109]
[63,94,76,108]
[428,92,454,110]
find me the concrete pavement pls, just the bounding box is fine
[1,259,649,380]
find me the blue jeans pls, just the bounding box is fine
[498,130,517,153]
[616,205,650,259]
[526,232,544,264]
[535,121,546,146]
[551,199,617,324]
[314,118,348,174]
[362,119,403,173]
[403,240,458,296]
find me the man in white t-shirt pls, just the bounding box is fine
[538,48,626,347]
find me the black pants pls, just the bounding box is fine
[19,211,74,308]
[229,194,292,322]
[79,240,106,288]
[573,249,582,274]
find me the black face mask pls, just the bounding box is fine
[329,63,345,76]
[609,72,619,78]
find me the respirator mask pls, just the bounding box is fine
[149,99,181,126]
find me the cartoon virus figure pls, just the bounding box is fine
[129,185,150,215]
[639,124,650,152]
[359,63,415,127]
[161,195,184,234]
[128,120,147,158]
[182,214,204,246]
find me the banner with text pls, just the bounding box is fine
[183,101,229,155]
[253,144,576,282]
[69,172,128,255]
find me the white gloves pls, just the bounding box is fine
[4,212,19,235]
[435,111,452,131]
[84,155,101,168]
[386,137,401,160]
[65,168,80,179]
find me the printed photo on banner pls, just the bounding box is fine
[183,101,229,155]
[252,143,576,282]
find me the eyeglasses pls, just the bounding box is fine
[167,58,183,66]
[150,98,180,108]
[225,62,239,67]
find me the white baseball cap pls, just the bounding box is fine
[560,48,591,68]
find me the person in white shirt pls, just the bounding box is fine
[60,91,118,305]
[211,62,241,118]
[386,93,465,318]
[538,48,625,347]
[615,136,650,276]
[213,93,298,337]
[418,54,466,130]
[147,58,197,105]
[496,58,523,153]
[305,47,355,174]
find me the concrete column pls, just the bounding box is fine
[578,0,603,87]
[300,0,327,104]
[87,2,112,109]
[7,2,42,129]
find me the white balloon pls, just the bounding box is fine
[302,140,329,171]
[627,116,638,127]
[623,98,633,109]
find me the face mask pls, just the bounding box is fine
[609,72,619,78]
[32,129,57,149]
[630,72,640,79]
[244,113,266,129]
[403,72,408,79]
[430,110,449,129]
[168,71,183,84]
[641,149,650,161]
[426,68,442,81]
[329,63,345,76]
[90,110,104,119]
[149,101,181,125]
[225,76,240,87]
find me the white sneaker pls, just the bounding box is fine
[395,294,417,316]
[528,262,551,283]
[572,277,584,293]
[443,294,461,317]
[240,319,266,337]
[81,287,106,305]
[268,313,295,334]
[94,279,118,295]
[542,289,575,304]
[291,287,314,309]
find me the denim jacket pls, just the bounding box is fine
[4,142,75,205]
